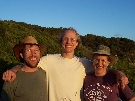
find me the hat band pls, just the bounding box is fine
[93,50,110,55]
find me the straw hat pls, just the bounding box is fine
[87,45,118,66]
[13,36,46,62]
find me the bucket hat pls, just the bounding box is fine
[13,36,46,62]
[87,45,118,66]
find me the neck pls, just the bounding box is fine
[61,52,74,59]
[95,70,107,76]
[21,65,38,72]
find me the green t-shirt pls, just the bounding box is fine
[1,68,48,101]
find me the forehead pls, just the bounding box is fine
[24,44,40,49]
[93,54,109,59]
[63,30,78,38]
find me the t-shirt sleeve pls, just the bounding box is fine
[81,58,94,74]
[38,56,48,71]
[1,82,14,101]
[119,85,135,100]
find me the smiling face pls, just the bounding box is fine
[93,54,110,76]
[61,30,78,54]
[20,44,41,68]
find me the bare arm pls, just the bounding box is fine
[2,65,21,82]
[130,97,135,101]
[110,69,129,89]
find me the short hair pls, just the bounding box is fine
[59,27,82,46]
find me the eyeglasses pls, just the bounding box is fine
[25,49,40,54]
[62,37,77,42]
[93,59,108,64]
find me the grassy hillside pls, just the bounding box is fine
[0,20,135,93]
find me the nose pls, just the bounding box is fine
[96,60,103,66]
[30,51,36,55]
[66,38,71,43]
[98,61,102,66]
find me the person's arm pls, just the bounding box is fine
[130,97,135,101]
[109,69,129,89]
[118,84,135,101]
[1,81,15,101]
[2,65,21,82]
[1,86,10,101]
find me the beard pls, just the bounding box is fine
[24,57,40,68]
[25,61,39,68]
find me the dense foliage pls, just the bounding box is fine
[0,20,135,93]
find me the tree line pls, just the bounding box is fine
[0,20,135,93]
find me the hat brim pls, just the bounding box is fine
[13,43,46,62]
[87,52,118,66]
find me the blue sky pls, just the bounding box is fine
[0,0,135,41]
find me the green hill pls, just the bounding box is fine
[0,20,135,93]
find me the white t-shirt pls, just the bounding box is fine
[38,54,93,101]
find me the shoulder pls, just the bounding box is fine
[36,68,46,77]
[79,57,93,65]
[16,69,24,76]
[38,68,46,73]
[84,73,95,83]
[106,71,117,78]
[104,72,117,81]
[79,57,94,73]
[119,85,135,100]
[38,54,61,70]
[86,72,95,77]
[3,77,18,89]
[40,54,60,60]
[39,54,59,64]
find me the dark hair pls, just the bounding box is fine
[59,27,82,46]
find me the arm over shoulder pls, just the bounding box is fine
[130,97,135,101]
[38,55,48,71]
[119,85,135,101]
[80,57,94,74]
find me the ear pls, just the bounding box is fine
[20,53,23,58]
[107,61,111,66]
[75,41,79,47]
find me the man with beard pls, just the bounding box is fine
[1,36,48,101]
